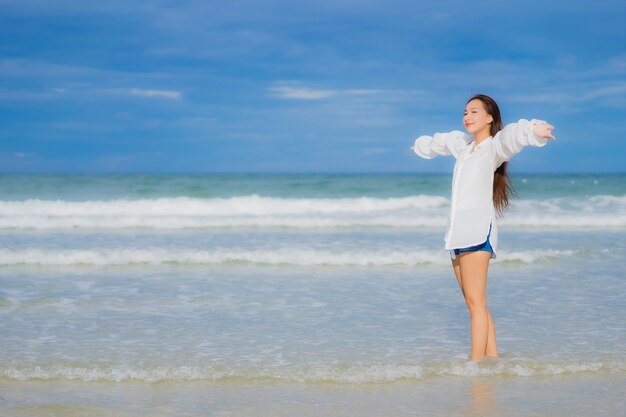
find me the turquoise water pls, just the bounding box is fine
[1,173,623,199]
[0,173,624,414]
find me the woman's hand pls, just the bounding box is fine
[533,122,556,140]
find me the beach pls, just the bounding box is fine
[0,173,624,416]
[2,373,625,416]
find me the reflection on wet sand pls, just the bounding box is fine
[470,378,499,416]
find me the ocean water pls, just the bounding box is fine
[0,173,624,416]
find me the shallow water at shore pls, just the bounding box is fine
[2,373,624,417]
[1,173,624,415]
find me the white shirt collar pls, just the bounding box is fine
[473,136,492,148]
[468,136,492,153]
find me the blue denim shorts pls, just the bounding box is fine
[453,224,493,256]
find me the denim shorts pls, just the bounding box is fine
[452,224,493,256]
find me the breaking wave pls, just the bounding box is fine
[0,248,579,267]
[0,195,623,230]
[2,357,623,383]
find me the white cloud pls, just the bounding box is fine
[585,84,626,99]
[0,87,67,101]
[510,82,626,104]
[269,86,336,100]
[128,88,182,100]
[269,83,423,101]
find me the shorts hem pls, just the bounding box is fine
[449,223,494,259]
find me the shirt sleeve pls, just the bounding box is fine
[492,119,550,168]
[412,130,470,160]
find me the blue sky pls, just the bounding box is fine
[1,0,625,173]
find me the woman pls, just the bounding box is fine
[411,94,555,361]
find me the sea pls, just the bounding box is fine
[0,173,624,416]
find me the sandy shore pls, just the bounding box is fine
[1,372,624,417]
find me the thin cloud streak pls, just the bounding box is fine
[509,83,626,105]
[128,88,183,100]
[269,86,336,100]
[269,83,424,101]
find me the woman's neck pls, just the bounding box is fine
[474,132,491,145]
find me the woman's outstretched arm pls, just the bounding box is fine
[492,119,556,168]
[411,130,471,160]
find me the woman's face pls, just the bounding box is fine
[463,99,494,137]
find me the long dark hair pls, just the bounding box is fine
[467,94,515,217]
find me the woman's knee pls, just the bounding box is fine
[464,294,487,312]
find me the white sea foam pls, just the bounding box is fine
[0,195,448,216]
[2,357,623,383]
[0,215,451,230]
[0,248,579,267]
[0,195,623,230]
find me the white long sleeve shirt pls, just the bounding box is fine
[413,119,549,257]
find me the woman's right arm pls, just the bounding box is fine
[411,130,470,159]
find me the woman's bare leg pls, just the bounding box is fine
[452,255,499,359]
[452,256,463,296]
[458,251,492,361]
[485,309,498,357]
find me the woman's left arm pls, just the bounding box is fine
[492,119,556,168]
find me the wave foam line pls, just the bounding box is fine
[0,195,449,216]
[2,358,624,383]
[0,215,450,230]
[0,195,624,230]
[0,248,577,267]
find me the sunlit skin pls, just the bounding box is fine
[455,99,556,362]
